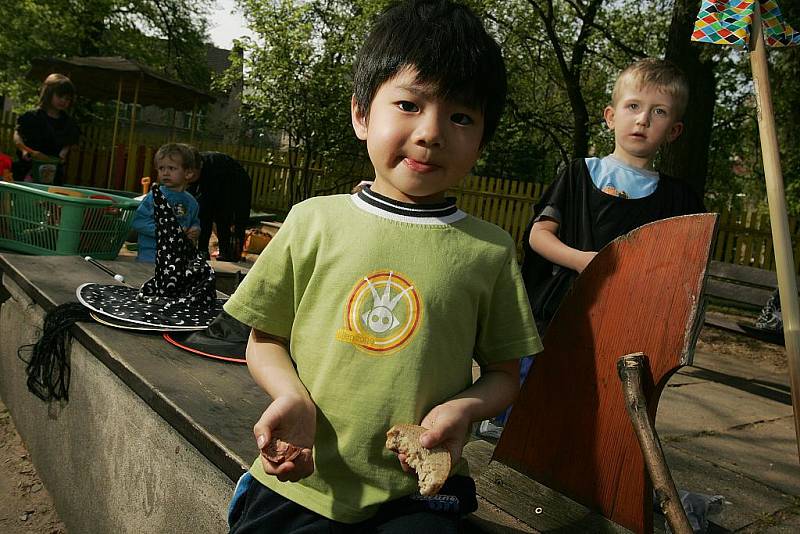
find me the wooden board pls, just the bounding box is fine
[463,440,632,533]
[493,214,719,534]
[707,260,780,288]
[704,278,772,309]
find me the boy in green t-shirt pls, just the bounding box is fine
[225,1,542,531]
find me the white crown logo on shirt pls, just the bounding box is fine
[362,271,414,334]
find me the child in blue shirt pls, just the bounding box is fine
[478,59,705,441]
[524,58,704,333]
[132,143,201,262]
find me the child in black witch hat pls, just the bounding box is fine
[132,143,201,263]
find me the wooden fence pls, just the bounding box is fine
[1,110,797,272]
[0,111,343,197]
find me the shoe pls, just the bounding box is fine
[476,419,504,440]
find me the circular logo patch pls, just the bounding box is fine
[338,270,422,355]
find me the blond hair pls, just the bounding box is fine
[38,73,76,109]
[611,58,689,118]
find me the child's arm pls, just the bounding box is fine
[185,225,200,243]
[410,359,521,467]
[529,217,597,274]
[184,200,202,242]
[58,145,74,162]
[131,195,155,237]
[247,328,316,482]
[12,130,40,160]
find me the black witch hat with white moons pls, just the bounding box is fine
[76,183,225,329]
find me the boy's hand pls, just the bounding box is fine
[396,403,471,472]
[254,395,316,482]
[574,251,598,274]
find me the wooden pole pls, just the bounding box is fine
[190,99,198,144]
[170,108,177,142]
[124,78,141,193]
[749,6,800,460]
[107,79,123,189]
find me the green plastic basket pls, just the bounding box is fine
[0,182,140,259]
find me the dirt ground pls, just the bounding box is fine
[0,315,787,534]
[696,314,788,373]
[0,399,66,534]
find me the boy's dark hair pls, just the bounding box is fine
[154,143,195,170]
[38,73,76,109]
[353,0,507,147]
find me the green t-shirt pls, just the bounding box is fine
[224,193,542,523]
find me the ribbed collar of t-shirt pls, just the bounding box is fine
[351,185,467,225]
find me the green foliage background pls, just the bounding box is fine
[3,0,800,214]
[0,0,212,110]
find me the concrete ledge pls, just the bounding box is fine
[0,285,233,533]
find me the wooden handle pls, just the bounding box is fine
[617,353,692,534]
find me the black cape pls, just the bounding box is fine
[521,158,705,327]
[186,151,252,260]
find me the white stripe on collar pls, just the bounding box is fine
[351,193,467,225]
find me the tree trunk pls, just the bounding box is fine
[661,0,716,197]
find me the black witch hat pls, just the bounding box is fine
[77,184,225,329]
[163,310,249,363]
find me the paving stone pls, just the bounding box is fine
[669,416,800,496]
[663,445,796,531]
[665,369,707,387]
[656,380,792,438]
[692,348,789,386]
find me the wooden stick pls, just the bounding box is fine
[750,6,800,460]
[617,353,692,534]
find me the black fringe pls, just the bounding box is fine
[17,302,91,402]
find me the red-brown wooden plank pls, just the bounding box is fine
[494,213,719,534]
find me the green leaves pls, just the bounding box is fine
[0,0,212,105]
[221,0,385,202]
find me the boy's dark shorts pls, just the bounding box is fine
[228,472,478,533]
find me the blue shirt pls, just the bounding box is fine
[585,155,659,199]
[132,187,200,262]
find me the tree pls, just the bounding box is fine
[771,4,800,213]
[689,2,800,213]
[222,0,385,204]
[478,0,665,181]
[661,0,717,196]
[0,0,212,107]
